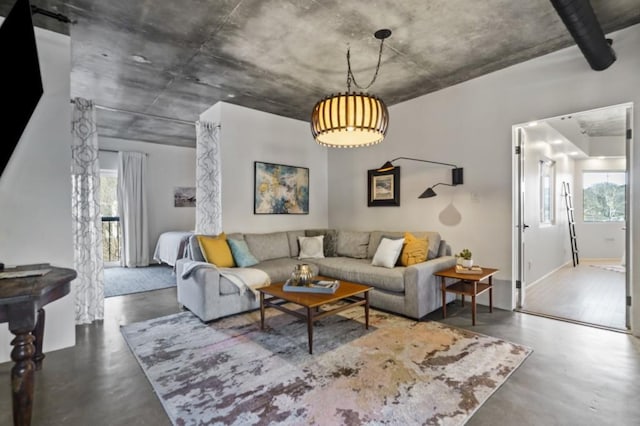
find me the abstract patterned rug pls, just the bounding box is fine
[122,307,531,425]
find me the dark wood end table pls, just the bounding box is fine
[0,264,77,426]
[434,266,498,326]
[258,277,371,354]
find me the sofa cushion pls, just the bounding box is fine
[244,232,290,261]
[313,257,405,293]
[400,232,429,266]
[298,235,325,259]
[305,229,338,257]
[371,237,405,268]
[367,231,404,258]
[196,234,235,267]
[368,231,441,260]
[287,230,305,258]
[336,231,370,259]
[187,235,205,262]
[227,238,259,267]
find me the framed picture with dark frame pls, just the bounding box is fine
[368,167,400,206]
[254,161,309,214]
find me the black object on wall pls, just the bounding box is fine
[550,0,616,71]
[0,0,44,178]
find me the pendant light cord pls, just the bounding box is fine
[346,37,387,92]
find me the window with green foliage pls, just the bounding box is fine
[100,170,118,217]
[539,159,555,225]
[582,171,626,222]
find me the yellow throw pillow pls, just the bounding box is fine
[400,232,429,266]
[197,233,235,267]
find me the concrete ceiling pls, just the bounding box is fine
[3,0,640,147]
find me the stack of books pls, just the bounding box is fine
[455,265,483,274]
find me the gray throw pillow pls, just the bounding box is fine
[305,229,338,257]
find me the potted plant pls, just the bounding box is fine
[456,248,473,268]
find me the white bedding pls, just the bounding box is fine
[153,231,193,267]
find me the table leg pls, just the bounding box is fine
[260,293,265,330]
[489,277,493,313]
[32,309,45,371]
[441,277,447,318]
[471,295,477,326]
[307,307,313,354]
[461,294,465,307]
[364,292,370,330]
[11,332,35,426]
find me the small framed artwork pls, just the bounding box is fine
[254,161,309,214]
[368,167,400,207]
[174,187,196,207]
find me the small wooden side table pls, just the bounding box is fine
[434,266,498,326]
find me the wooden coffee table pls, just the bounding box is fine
[258,277,371,354]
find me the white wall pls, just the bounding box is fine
[200,102,328,233]
[0,27,73,362]
[327,22,640,334]
[521,127,574,286]
[98,138,197,258]
[574,158,627,259]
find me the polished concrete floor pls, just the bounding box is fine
[1,288,639,425]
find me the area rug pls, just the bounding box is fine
[590,264,626,273]
[122,307,531,425]
[104,265,176,297]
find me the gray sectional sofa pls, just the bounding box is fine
[175,229,457,322]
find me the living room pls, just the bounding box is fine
[1,1,640,424]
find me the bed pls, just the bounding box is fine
[153,231,193,267]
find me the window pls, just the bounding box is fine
[100,170,120,262]
[582,171,626,222]
[100,170,118,217]
[539,159,555,225]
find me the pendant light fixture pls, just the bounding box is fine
[311,29,391,148]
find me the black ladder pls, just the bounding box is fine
[562,181,579,267]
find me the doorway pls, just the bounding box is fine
[512,103,632,331]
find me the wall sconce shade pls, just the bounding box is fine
[376,157,463,198]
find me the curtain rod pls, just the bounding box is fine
[70,99,194,126]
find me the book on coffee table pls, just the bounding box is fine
[283,279,340,294]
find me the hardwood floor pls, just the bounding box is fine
[521,260,626,330]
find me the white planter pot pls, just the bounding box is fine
[460,259,473,268]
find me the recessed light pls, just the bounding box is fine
[551,139,562,145]
[227,93,236,98]
[527,121,538,127]
[569,151,579,156]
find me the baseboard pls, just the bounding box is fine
[525,260,572,289]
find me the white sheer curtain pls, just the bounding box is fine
[117,151,149,267]
[195,121,222,235]
[71,97,104,324]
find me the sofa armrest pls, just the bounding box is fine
[403,255,457,318]
[176,258,222,320]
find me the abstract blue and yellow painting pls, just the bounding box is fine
[254,162,309,214]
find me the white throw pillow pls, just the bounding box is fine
[371,237,405,268]
[298,235,325,259]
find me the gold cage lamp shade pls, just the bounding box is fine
[311,92,389,148]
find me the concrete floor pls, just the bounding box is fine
[1,289,639,425]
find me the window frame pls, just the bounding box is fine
[539,158,555,226]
